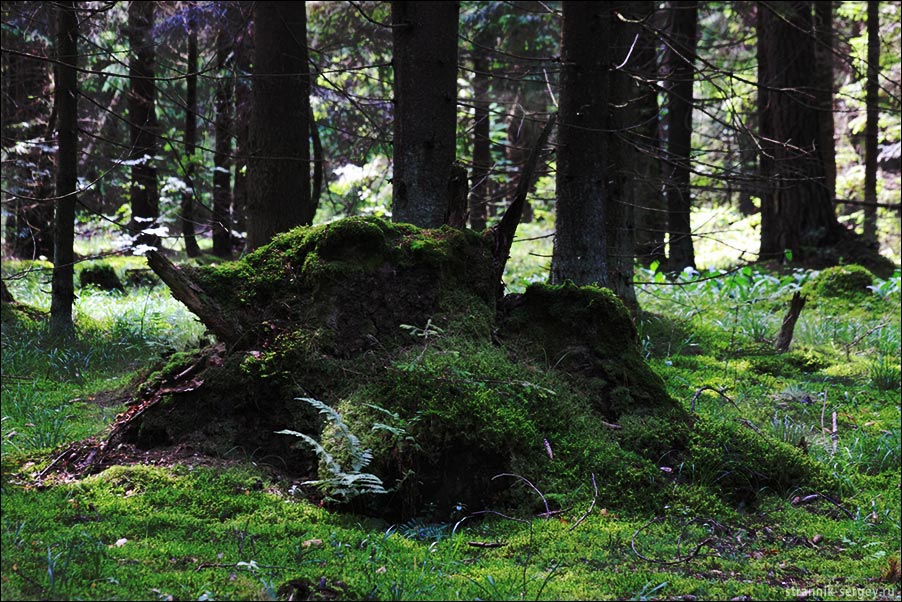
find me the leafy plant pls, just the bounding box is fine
[276,397,388,503]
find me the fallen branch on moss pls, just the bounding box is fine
[631,516,716,565]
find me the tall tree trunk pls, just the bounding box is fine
[181,17,201,257]
[469,32,492,232]
[2,26,54,260]
[813,1,836,204]
[390,1,460,228]
[618,1,665,269]
[551,3,615,289]
[664,0,697,270]
[212,29,233,258]
[128,0,159,249]
[246,1,311,251]
[757,1,841,260]
[863,0,880,244]
[232,34,251,236]
[50,0,78,338]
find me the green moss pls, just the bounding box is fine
[804,264,875,300]
[688,416,837,503]
[78,262,124,292]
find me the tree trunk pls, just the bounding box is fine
[551,2,611,288]
[625,1,667,267]
[232,33,251,237]
[469,33,492,232]
[757,1,841,260]
[212,29,233,259]
[50,0,78,338]
[813,1,836,204]
[246,1,311,251]
[863,0,879,244]
[181,18,201,258]
[664,0,697,270]
[127,1,159,249]
[390,1,460,228]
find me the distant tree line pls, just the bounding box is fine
[0,1,899,334]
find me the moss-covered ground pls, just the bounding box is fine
[2,228,900,600]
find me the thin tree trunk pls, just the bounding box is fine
[390,1,460,228]
[50,0,78,338]
[469,36,491,232]
[863,0,880,244]
[128,1,159,248]
[311,107,323,215]
[628,1,667,266]
[182,18,201,257]
[232,34,251,236]
[212,29,233,259]
[664,0,697,270]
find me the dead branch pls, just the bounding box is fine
[568,473,598,532]
[631,516,714,565]
[146,250,243,346]
[490,113,557,297]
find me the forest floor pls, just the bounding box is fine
[1,212,900,601]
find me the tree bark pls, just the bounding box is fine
[775,292,807,352]
[390,1,460,228]
[212,29,233,258]
[246,1,311,251]
[146,251,243,346]
[664,0,697,270]
[128,0,159,249]
[50,0,78,338]
[624,1,667,267]
[813,1,836,204]
[311,107,323,215]
[181,17,201,258]
[232,32,251,236]
[469,31,492,232]
[863,0,880,244]
[757,1,841,260]
[492,115,556,298]
[551,2,611,288]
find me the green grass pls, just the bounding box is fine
[2,227,900,600]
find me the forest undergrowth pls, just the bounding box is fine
[1,216,900,601]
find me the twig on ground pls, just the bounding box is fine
[569,473,598,532]
[631,516,714,565]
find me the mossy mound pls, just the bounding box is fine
[79,263,124,292]
[803,264,875,301]
[83,217,834,518]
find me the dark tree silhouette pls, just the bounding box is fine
[127,0,160,248]
[552,1,639,309]
[863,0,880,243]
[246,1,312,251]
[50,0,77,337]
[390,1,459,228]
[181,15,200,257]
[212,27,233,258]
[469,26,493,232]
[757,1,841,261]
[664,0,698,270]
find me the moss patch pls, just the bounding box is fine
[47,217,835,520]
[804,264,875,301]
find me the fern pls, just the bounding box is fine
[276,397,387,502]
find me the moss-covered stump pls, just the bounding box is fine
[59,217,833,519]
